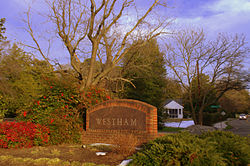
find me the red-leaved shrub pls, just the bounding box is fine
[17,79,112,145]
[0,121,49,148]
[79,86,112,108]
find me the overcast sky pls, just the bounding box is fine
[1,0,250,67]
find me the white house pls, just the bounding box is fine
[163,99,184,119]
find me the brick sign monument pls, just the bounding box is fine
[82,99,158,144]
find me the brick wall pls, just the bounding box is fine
[82,99,159,145]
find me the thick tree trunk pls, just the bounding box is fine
[198,109,203,125]
[192,112,198,125]
[188,90,198,125]
[191,107,204,125]
[84,43,98,90]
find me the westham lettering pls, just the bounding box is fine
[96,118,137,126]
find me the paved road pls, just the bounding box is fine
[226,118,250,137]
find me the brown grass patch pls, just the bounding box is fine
[111,133,139,157]
[0,144,126,166]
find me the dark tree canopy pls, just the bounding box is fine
[121,39,167,109]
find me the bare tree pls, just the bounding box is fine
[24,0,171,91]
[165,29,249,125]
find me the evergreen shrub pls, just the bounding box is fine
[129,132,225,166]
[199,131,250,165]
[129,131,250,166]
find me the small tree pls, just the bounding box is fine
[165,29,249,125]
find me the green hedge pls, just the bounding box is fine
[129,131,250,166]
[203,112,227,126]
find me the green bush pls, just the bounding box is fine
[129,132,225,166]
[129,131,250,166]
[203,112,229,126]
[16,77,112,145]
[203,112,227,126]
[17,81,82,145]
[0,94,7,119]
[199,131,250,165]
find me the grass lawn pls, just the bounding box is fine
[224,122,233,130]
[164,118,193,122]
[159,127,185,132]
[0,155,107,166]
[0,144,127,166]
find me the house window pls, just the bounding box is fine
[168,109,178,118]
[179,109,181,115]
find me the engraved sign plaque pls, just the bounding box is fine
[89,106,146,130]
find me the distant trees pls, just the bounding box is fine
[219,89,250,116]
[0,18,8,54]
[0,18,9,117]
[25,0,171,91]
[0,44,52,117]
[165,29,249,125]
[0,18,6,42]
[163,78,183,100]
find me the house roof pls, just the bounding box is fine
[164,99,183,106]
[163,99,184,109]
